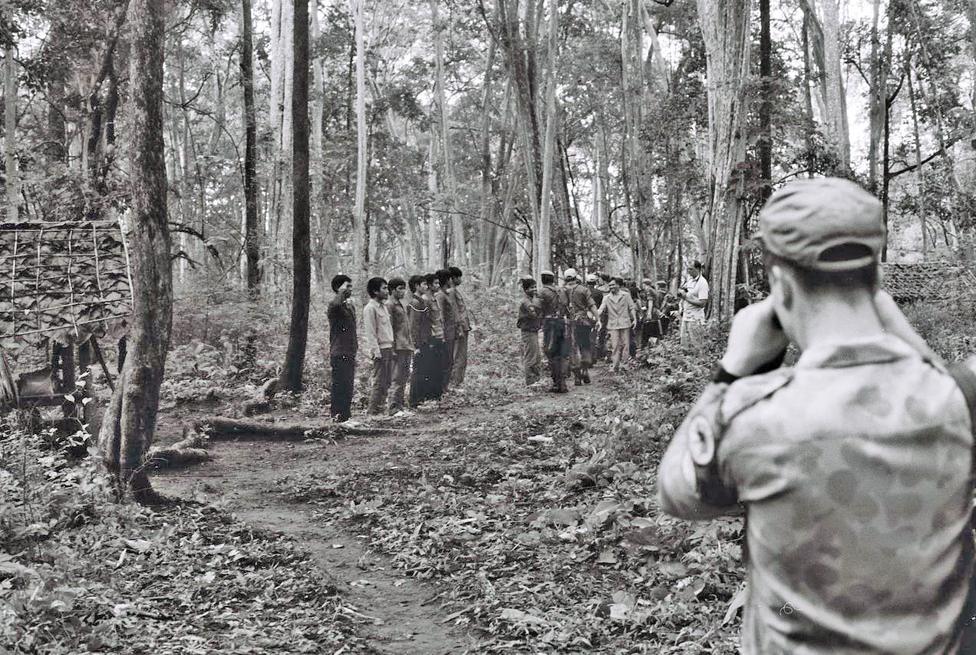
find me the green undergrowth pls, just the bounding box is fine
[0,422,371,654]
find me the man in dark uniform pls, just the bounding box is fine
[658,178,976,654]
[326,274,356,422]
[587,273,607,360]
[537,270,570,393]
[564,268,598,385]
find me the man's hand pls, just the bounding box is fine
[720,297,789,377]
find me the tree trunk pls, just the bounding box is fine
[907,65,928,255]
[867,0,882,190]
[478,40,497,274]
[536,0,558,276]
[352,0,368,277]
[430,0,465,266]
[798,0,850,174]
[758,0,772,201]
[4,47,17,222]
[280,0,311,393]
[241,0,261,291]
[98,0,172,503]
[697,0,752,323]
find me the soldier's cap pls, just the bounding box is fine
[540,269,554,278]
[585,273,599,283]
[759,177,884,272]
[563,268,578,280]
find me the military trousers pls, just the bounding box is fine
[521,330,542,385]
[570,321,594,372]
[410,341,444,406]
[329,354,356,422]
[543,318,570,387]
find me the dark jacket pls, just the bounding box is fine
[538,284,568,318]
[408,295,432,347]
[436,289,457,341]
[517,296,542,332]
[327,296,357,357]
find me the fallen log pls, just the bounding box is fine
[146,428,210,469]
[242,378,279,417]
[190,416,393,440]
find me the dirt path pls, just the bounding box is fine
[152,370,613,654]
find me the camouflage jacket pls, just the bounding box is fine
[538,284,568,319]
[658,335,975,654]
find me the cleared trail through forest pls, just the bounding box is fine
[153,370,612,655]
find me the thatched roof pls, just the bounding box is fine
[0,220,131,361]
[880,262,976,303]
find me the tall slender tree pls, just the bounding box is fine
[352,0,368,276]
[97,0,172,502]
[280,0,311,393]
[536,0,558,275]
[4,47,16,223]
[240,0,260,291]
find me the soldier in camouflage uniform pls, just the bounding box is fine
[658,178,976,654]
[563,268,599,386]
[538,270,571,393]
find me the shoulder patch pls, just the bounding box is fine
[720,369,794,424]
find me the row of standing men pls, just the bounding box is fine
[326,267,472,422]
[516,263,710,392]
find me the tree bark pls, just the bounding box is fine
[240,0,261,291]
[536,0,558,276]
[431,0,465,266]
[4,47,17,223]
[97,0,172,503]
[758,0,772,201]
[352,0,369,277]
[798,0,850,174]
[280,0,311,393]
[697,0,752,323]
[906,66,928,255]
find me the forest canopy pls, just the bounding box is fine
[1,0,975,321]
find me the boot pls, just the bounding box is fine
[573,370,583,386]
[582,370,591,384]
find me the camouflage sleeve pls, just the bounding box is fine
[657,383,742,520]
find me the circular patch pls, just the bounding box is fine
[688,415,716,466]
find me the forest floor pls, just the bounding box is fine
[148,342,744,654]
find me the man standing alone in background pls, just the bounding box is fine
[679,260,709,350]
[327,275,357,422]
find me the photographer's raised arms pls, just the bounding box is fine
[658,178,976,654]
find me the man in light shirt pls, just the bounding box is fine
[363,277,394,416]
[679,260,709,350]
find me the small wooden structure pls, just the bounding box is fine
[0,220,132,421]
[880,262,976,304]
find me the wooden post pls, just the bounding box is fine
[78,336,95,427]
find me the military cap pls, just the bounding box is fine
[563,268,578,280]
[759,177,884,271]
[540,269,554,278]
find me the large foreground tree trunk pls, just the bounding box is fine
[98,0,172,503]
[280,0,311,392]
[697,0,752,323]
[241,0,261,291]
